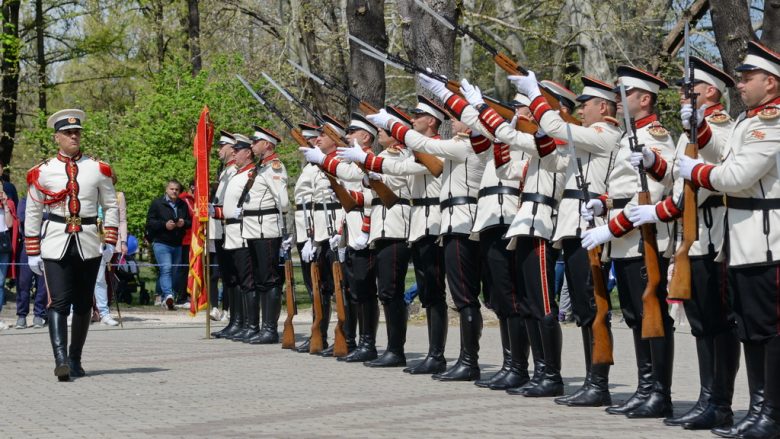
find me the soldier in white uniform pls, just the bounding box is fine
[25,109,119,381]
[513,74,623,407]
[676,42,780,439]
[211,131,240,338]
[581,66,677,419]
[241,126,289,344]
[627,58,741,431]
[212,134,255,342]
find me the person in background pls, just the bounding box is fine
[92,174,127,326]
[176,181,195,305]
[0,187,17,330]
[14,196,47,329]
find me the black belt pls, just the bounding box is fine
[372,198,411,207]
[478,186,520,198]
[225,218,241,225]
[700,195,725,210]
[609,198,631,209]
[726,196,780,210]
[520,192,558,209]
[562,189,600,201]
[440,196,477,210]
[243,208,279,217]
[410,197,439,207]
[48,214,98,226]
[295,202,341,211]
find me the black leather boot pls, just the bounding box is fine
[340,303,364,362]
[346,300,358,353]
[344,299,379,362]
[713,342,765,438]
[68,312,91,378]
[507,318,544,395]
[556,325,593,405]
[48,309,70,382]
[664,336,714,425]
[223,287,246,340]
[683,330,739,430]
[490,315,530,390]
[522,313,563,397]
[295,337,311,353]
[313,298,331,355]
[736,336,780,439]
[365,299,407,367]
[475,316,510,387]
[567,363,612,407]
[606,328,653,414]
[405,302,448,374]
[235,290,260,342]
[212,286,237,338]
[433,307,481,381]
[627,328,675,418]
[250,288,281,344]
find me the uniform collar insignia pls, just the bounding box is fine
[634,113,658,129]
[747,96,780,118]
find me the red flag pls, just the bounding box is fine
[188,106,213,316]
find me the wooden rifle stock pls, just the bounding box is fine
[638,191,665,339]
[444,80,539,135]
[589,246,614,365]
[331,260,348,357]
[668,140,697,300]
[281,257,297,349]
[309,261,324,353]
[357,101,444,177]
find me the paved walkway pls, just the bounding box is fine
[0,307,748,438]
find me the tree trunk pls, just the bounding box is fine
[492,0,527,102]
[710,0,755,115]
[289,0,329,117]
[458,0,474,80]
[1,0,21,166]
[155,0,165,71]
[397,0,457,92]
[347,0,387,112]
[187,0,202,76]
[760,0,780,51]
[35,0,46,113]
[570,0,610,79]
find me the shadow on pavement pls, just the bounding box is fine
[87,367,170,376]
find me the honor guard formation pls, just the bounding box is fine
[24,38,780,439]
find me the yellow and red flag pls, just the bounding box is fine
[188,106,213,316]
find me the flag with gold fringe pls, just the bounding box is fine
[188,106,213,316]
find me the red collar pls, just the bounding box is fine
[237,163,254,174]
[57,151,83,162]
[225,159,236,166]
[603,116,620,127]
[391,142,405,149]
[634,114,658,129]
[431,134,441,140]
[325,150,338,159]
[261,153,278,165]
[703,103,724,117]
[747,96,780,118]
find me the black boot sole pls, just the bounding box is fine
[55,364,71,382]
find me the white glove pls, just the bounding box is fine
[629,146,656,169]
[102,244,115,263]
[368,171,383,181]
[338,247,346,263]
[580,199,604,222]
[208,203,215,217]
[418,70,452,101]
[329,234,341,251]
[301,239,317,263]
[298,146,326,165]
[232,207,243,219]
[678,154,704,180]
[365,109,398,130]
[581,225,614,250]
[28,254,44,276]
[281,235,293,253]
[507,71,541,100]
[459,78,485,107]
[628,204,659,226]
[353,232,369,250]
[336,139,368,164]
[680,103,705,131]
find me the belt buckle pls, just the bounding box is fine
[66,216,81,226]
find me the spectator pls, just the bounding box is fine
[92,174,127,326]
[0,187,17,330]
[176,181,195,305]
[145,179,191,310]
[14,197,47,329]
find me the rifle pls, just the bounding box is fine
[567,124,612,365]
[280,194,297,349]
[350,35,540,135]
[619,84,665,339]
[324,200,348,357]
[236,74,359,213]
[289,59,445,177]
[668,23,698,301]
[260,72,400,208]
[413,0,581,126]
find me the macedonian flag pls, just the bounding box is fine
[188,106,213,316]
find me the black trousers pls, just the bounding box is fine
[480,226,524,317]
[561,238,608,327]
[729,262,780,342]
[248,238,282,293]
[685,255,735,337]
[231,247,254,296]
[443,235,481,310]
[343,247,376,304]
[612,256,672,330]
[373,239,410,305]
[43,240,102,315]
[515,236,559,319]
[296,241,313,299]
[411,235,445,308]
[313,240,335,300]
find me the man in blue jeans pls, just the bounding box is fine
[145,180,191,310]
[14,197,48,329]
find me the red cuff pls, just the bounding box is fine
[655,196,681,222]
[103,226,118,245]
[25,236,41,256]
[444,95,469,119]
[478,106,507,136]
[361,216,371,233]
[323,155,340,175]
[535,135,557,158]
[365,153,384,173]
[389,122,410,144]
[697,121,712,149]
[214,206,224,219]
[470,135,492,154]
[608,211,635,237]
[529,96,553,122]
[493,143,511,167]
[647,151,667,181]
[349,191,365,207]
[691,163,716,191]
[596,194,608,216]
